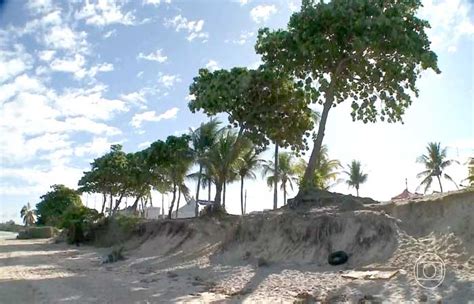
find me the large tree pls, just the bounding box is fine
[256,0,440,201]
[417,142,458,193]
[36,184,82,226]
[189,67,316,209]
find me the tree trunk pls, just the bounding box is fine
[175,188,181,219]
[113,191,125,212]
[273,144,279,210]
[283,181,287,206]
[131,194,142,212]
[244,189,247,214]
[356,186,359,197]
[208,179,211,201]
[109,193,113,216]
[195,164,203,217]
[223,180,227,210]
[101,193,107,214]
[240,176,245,215]
[437,175,443,193]
[168,183,177,219]
[161,193,164,218]
[214,182,223,206]
[300,98,333,194]
[149,192,153,207]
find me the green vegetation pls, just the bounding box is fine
[36,185,82,227]
[60,205,101,244]
[344,160,368,197]
[417,142,459,193]
[255,0,440,198]
[263,152,299,205]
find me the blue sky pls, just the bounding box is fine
[0,0,473,223]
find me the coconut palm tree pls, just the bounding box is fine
[204,129,244,208]
[416,142,459,193]
[263,152,298,206]
[236,144,264,215]
[189,118,221,216]
[294,145,341,190]
[344,160,368,197]
[20,203,35,226]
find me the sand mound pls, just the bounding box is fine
[219,211,398,267]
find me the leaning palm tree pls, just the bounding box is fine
[236,144,264,215]
[344,160,368,197]
[294,145,341,190]
[20,203,36,226]
[189,118,221,216]
[416,142,459,193]
[263,152,298,206]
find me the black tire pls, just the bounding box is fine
[328,251,349,265]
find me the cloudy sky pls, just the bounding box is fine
[0,0,473,223]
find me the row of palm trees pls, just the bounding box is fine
[187,118,369,215]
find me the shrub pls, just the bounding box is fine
[60,205,101,244]
[17,226,58,239]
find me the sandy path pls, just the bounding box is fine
[0,238,225,304]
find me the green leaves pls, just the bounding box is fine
[189,67,315,153]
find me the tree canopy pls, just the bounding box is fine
[256,0,440,194]
[36,184,82,226]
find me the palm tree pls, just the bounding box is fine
[20,203,35,226]
[344,160,368,197]
[189,118,221,216]
[416,142,459,193]
[204,129,244,208]
[263,152,298,206]
[236,144,264,215]
[294,145,341,190]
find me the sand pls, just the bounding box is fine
[0,190,473,303]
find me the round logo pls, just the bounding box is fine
[413,253,445,289]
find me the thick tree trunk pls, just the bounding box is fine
[175,189,181,219]
[356,186,359,197]
[240,176,244,215]
[214,182,223,206]
[437,175,443,193]
[299,98,333,194]
[273,144,279,210]
[168,183,177,219]
[101,193,107,214]
[195,164,203,217]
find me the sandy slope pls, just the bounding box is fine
[0,190,473,303]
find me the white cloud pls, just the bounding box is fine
[75,0,136,26]
[419,0,474,52]
[130,107,179,128]
[239,0,251,5]
[165,15,209,42]
[226,31,254,45]
[75,137,117,157]
[185,94,195,102]
[38,50,56,61]
[138,141,152,149]
[144,0,171,5]
[205,60,219,72]
[138,49,168,63]
[158,74,181,88]
[288,0,299,12]
[103,29,116,39]
[250,5,277,23]
[44,26,88,51]
[50,54,86,74]
[0,44,33,83]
